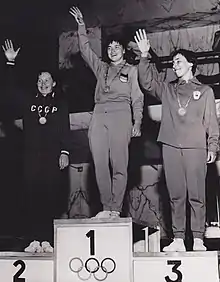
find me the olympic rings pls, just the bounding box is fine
[85,257,100,273]
[69,256,116,281]
[69,257,84,273]
[101,257,116,274]
[93,266,108,281]
[77,269,92,281]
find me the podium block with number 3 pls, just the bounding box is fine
[54,218,133,282]
[133,251,219,282]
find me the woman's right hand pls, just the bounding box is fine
[69,6,84,25]
[2,39,20,62]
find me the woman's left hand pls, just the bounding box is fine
[132,123,141,137]
[59,153,69,170]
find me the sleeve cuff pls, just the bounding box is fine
[139,56,150,63]
[78,24,87,35]
[61,150,69,155]
[7,61,15,66]
[208,145,218,154]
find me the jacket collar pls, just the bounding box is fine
[172,76,202,86]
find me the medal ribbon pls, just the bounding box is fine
[104,61,126,92]
[177,93,193,111]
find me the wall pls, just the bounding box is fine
[61,0,220,29]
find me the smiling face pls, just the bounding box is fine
[107,41,125,65]
[37,72,56,96]
[172,53,193,80]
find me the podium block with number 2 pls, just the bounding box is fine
[54,218,133,282]
[133,251,219,282]
[0,252,53,282]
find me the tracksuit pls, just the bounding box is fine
[5,63,70,244]
[78,24,144,212]
[138,57,219,239]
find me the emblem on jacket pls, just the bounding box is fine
[119,73,128,83]
[193,90,201,100]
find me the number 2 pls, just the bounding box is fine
[13,260,26,282]
[86,230,95,255]
[165,260,183,282]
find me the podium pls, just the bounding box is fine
[54,218,133,282]
[133,251,219,282]
[0,218,219,282]
[0,252,53,282]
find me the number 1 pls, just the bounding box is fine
[86,230,95,255]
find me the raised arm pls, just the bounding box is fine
[1,39,25,116]
[69,6,103,78]
[134,29,167,101]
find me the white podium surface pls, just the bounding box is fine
[133,251,219,282]
[0,252,53,282]
[54,218,133,282]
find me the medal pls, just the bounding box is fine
[39,117,47,124]
[176,91,193,117]
[104,86,110,93]
[178,107,187,116]
[104,61,126,94]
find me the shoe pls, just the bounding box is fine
[133,240,145,252]
[41,241,54,253]
[110,211,120,218]
[24,240,42,253]
[92,211,111,219]
[162,238,186,252]
[60,213,69,219]
[193,238,207,251]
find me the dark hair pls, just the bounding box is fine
[171,49,197,74]
[102,33,127,63]
[37,69,58,82]
[35,68,63,94]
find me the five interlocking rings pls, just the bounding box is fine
[69,257,116,281]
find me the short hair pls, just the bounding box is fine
[102,33,127,63]
[35,68,62,94]
[37,69,58,82]
[170,49,197,74]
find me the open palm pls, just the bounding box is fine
[69,6,84,25]
[2,39,20,61]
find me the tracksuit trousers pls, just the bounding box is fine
[162,144,207,239]
[89,103,132,212]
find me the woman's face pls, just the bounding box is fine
[37,72,56,96]
[107,41,125,64]
[172,54,193,79]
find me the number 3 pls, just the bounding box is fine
[165,260,183,282]
[13,260,26,282]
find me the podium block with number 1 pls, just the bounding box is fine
[54,218,133,282]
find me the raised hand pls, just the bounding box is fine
[2,39,20,62]
[69,6,84,25]
[134,29,150,57]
